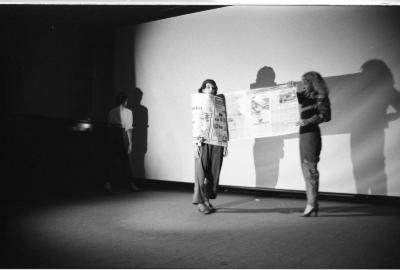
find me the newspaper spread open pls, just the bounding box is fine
[225,84,299,139]
[192,93,229,147]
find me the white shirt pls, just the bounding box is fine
[108,105,133,131]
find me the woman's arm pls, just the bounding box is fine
[299,96,331,126]
[223,146,228,157]
[126,129,133,154]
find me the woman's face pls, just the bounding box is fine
[202,82,214,94]
[302,77,312,92]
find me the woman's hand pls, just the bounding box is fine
[193,137,203,158]
[286,81,297,88]
[194,144,200,158]
[296,119,309,126]
[194,137,205,145]
[223,146,228,157]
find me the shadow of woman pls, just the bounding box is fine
[348,60,400,196]
[323,60,400,196]
[127,87,148,186]
[250,66,293,189]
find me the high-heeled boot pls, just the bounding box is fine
[303,165,319,217]
[303,203,319,217]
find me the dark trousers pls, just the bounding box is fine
[107,127,133,185]
[193,143,224,204]
[299,128,322,207]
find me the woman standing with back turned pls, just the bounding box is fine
[296,72,331,217]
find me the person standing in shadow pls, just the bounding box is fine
[127,87,148,188]
[294,71,331,217]
[105,91,139,194]
[192,79,229,215]
[350,60,400,196]
[250,66,284,189]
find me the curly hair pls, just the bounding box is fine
[198,79,218,95]
[301,71,329,98]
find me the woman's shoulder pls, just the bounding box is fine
[122,107,133,114]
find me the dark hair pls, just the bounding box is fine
[301,71,329,98]
[256,66,276,84]
[115,91,128,106]
[361,59,394,85]
[198,79,218,95]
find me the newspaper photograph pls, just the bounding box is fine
[192,93,229,146]
[249,89,272,138]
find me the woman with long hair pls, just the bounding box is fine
[296,72,331,217]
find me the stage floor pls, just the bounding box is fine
[3,187,400,268]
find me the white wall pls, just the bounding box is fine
[130,6,400,196]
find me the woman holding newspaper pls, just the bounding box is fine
[295,72,331,217]
[192,79,229,215]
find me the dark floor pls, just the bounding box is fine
[2,186,400,269]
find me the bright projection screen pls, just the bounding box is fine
[128,6,400,197]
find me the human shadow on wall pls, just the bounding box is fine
[250,66,293,189]
[323,59,400,196]
[127,87,148,186]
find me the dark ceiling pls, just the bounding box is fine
[0,5,224,26]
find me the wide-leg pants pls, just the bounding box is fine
[192,143,224,204]
[299,128,322,207]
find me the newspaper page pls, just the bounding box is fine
[270,85,298,136]
[192,93,229,146]
[249,88,273,138]
[225,90,249,139]
[224,84,298,139]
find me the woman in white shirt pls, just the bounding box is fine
[105,91,139,194]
